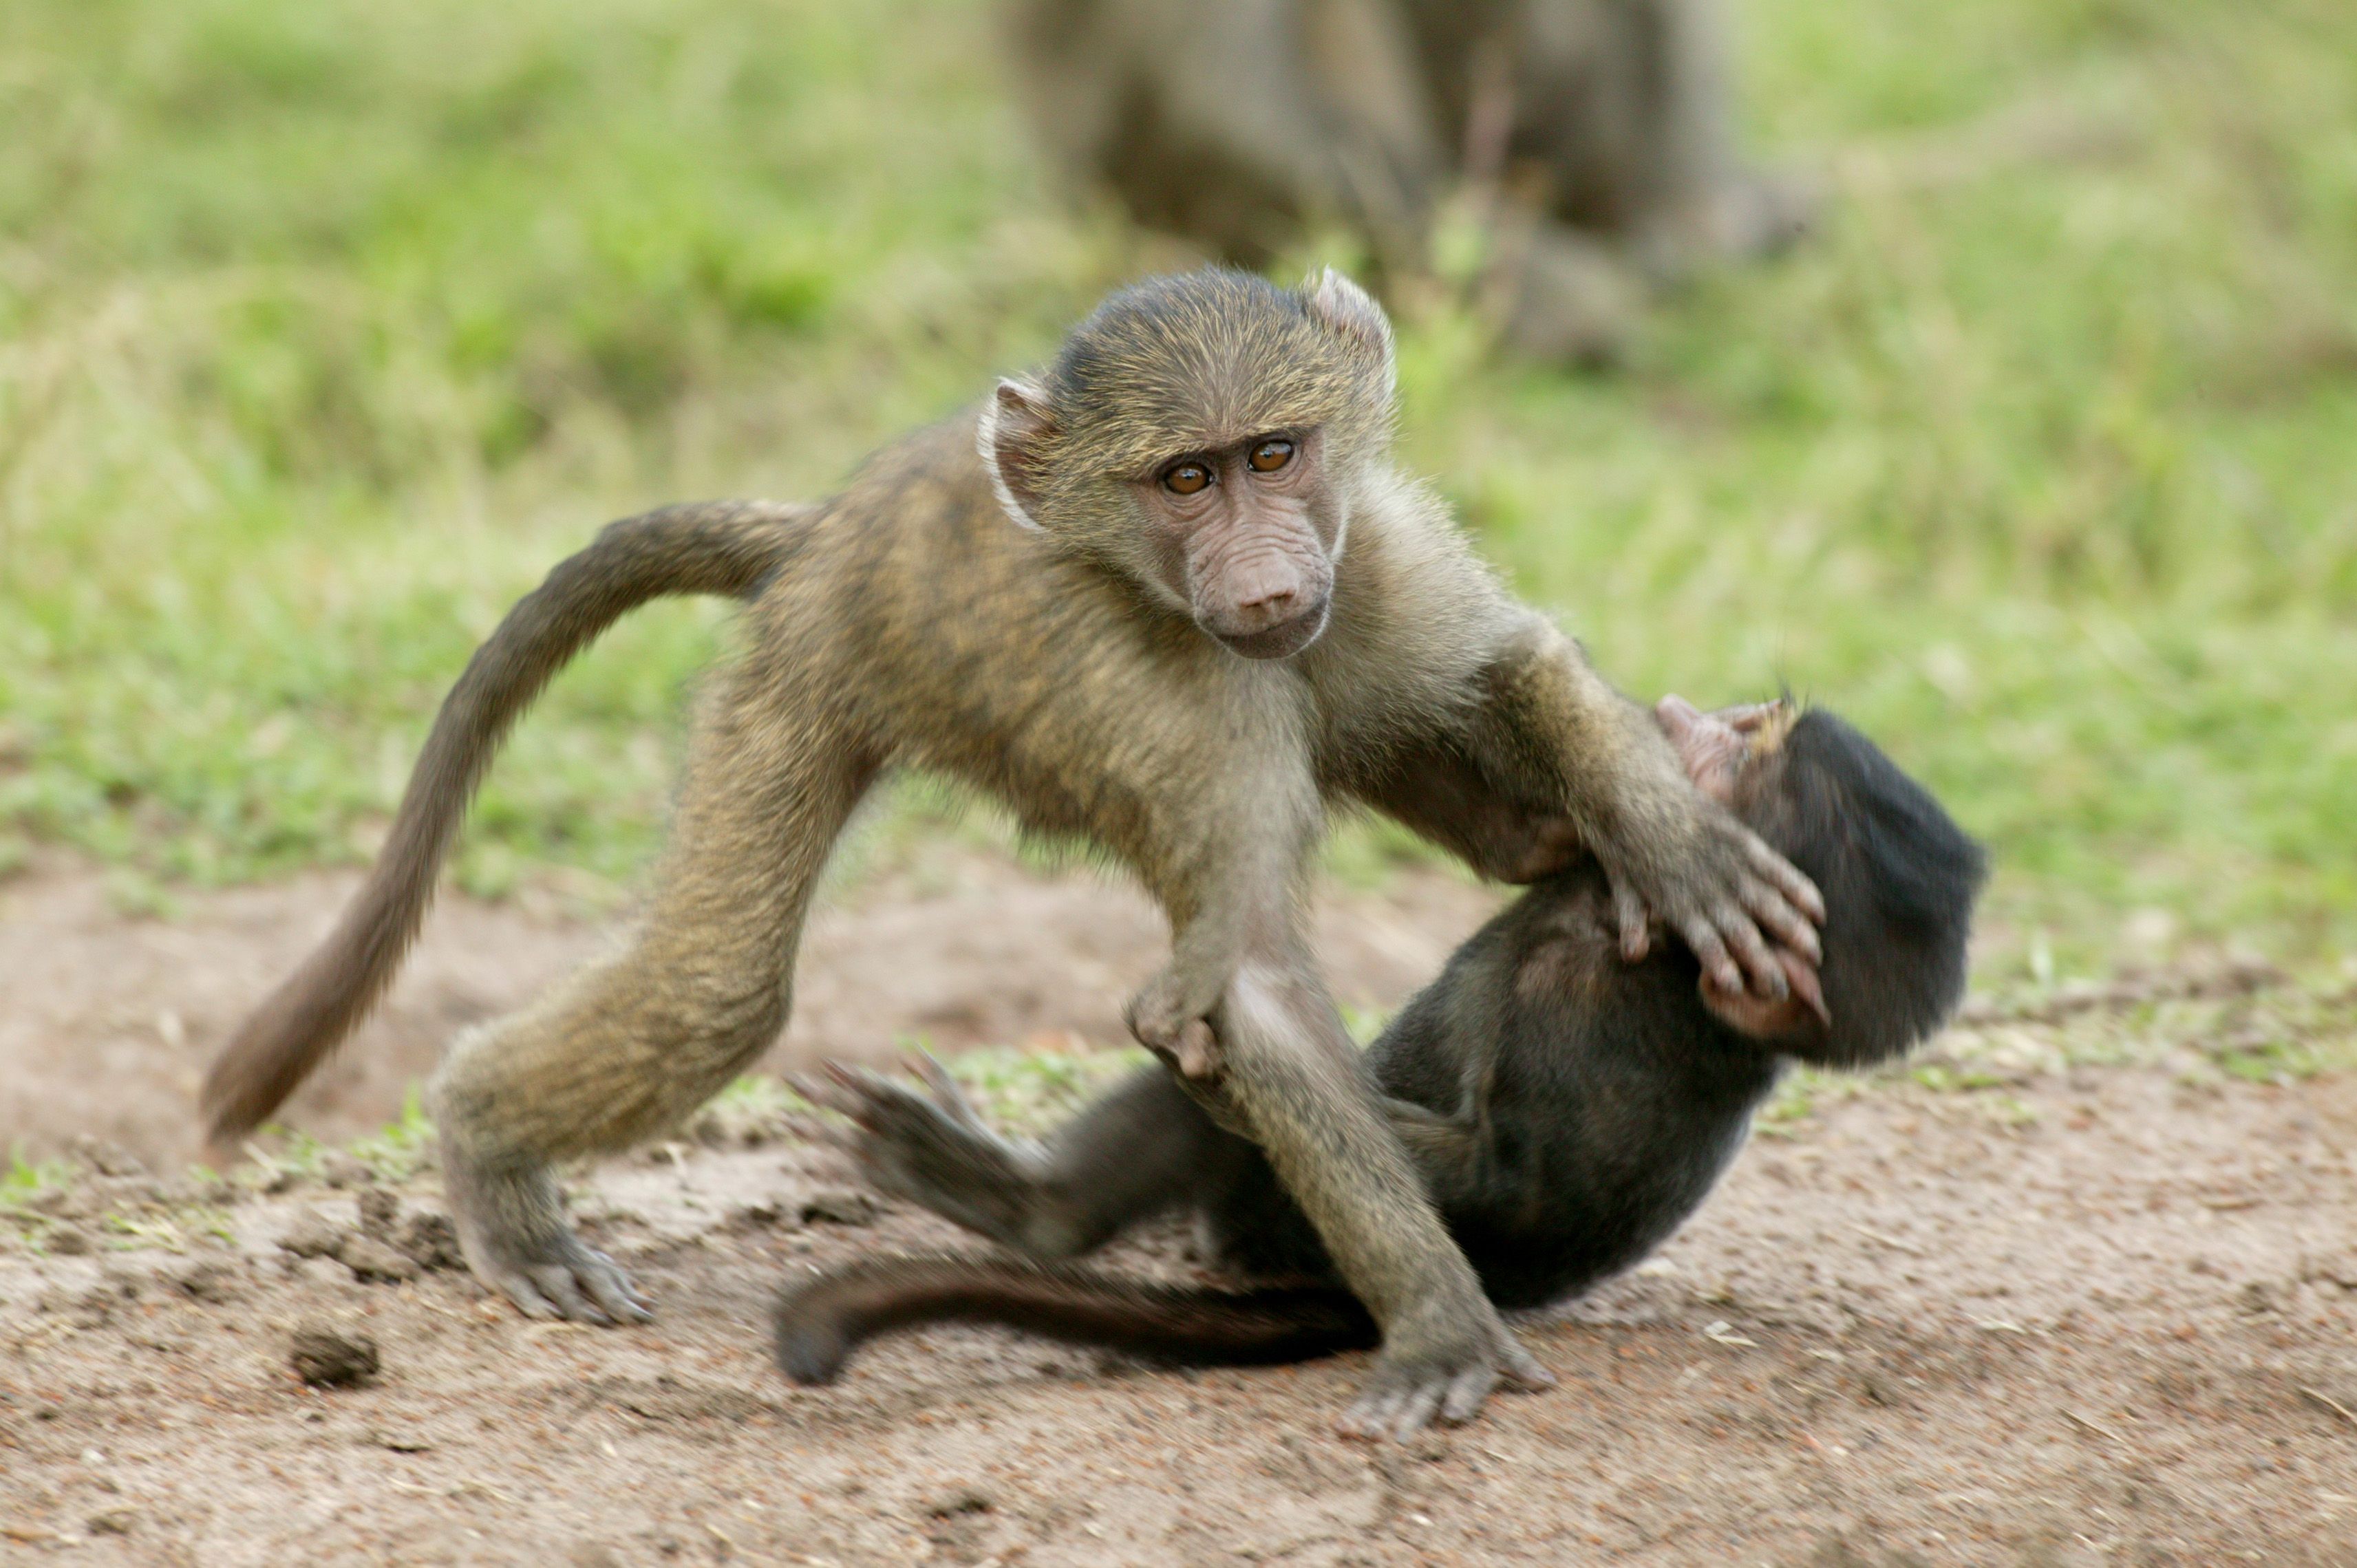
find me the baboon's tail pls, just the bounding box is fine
[200,500,813,1145]
[773,1253,1378,1384]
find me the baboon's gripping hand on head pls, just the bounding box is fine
[204,265,1816,1438]
[784,700,1980,1404]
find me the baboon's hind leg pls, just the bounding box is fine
[428,668,873,1321]
[814,1061,1247,1259]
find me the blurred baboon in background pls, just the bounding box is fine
[1005,0,1815,361]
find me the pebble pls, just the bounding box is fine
[321,1152,375,1190]
[289,1323,379,1388]
[339,1234,421,1284]
[396,1211,465,1271]
[45,1223,95,1256]
[276,1208,349,1260]
[800,1188,879,1227]
[356,1187,401,1239]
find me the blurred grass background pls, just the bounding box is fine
[1,0,2351,989]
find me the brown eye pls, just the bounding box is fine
[1163,461,1211,495]
[1248,438,1294,473]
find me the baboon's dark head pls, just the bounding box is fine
[1662,700,1987,1069]
[978,266,1396,659]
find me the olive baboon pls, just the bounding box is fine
[780,700,1983,1413]
[1004,0,1815,361]
[204,268,1822,1436]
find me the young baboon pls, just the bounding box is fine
[780,700,1984,1423]
[204,267,1823,1436]
[1004,0,1815,361]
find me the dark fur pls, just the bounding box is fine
[778,709,1983,1379]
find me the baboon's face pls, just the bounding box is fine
[978,268,1394,662]
[1131,428,1339,659]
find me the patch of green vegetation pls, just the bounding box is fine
[939,1043,1153,1136]
[710,1073,809,1121]
[245,1126,332,1184]
[347,1086,439,1181]
[2211,1040,2309,1084]
[1,0,2350,984]
[1910,1063,2009,1095]
[1,1150,70,1207]
[100,1212,195,1253]
[1752,1065,1833,1135]
[242,1086,440,1182]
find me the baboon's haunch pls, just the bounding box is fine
[204,267,1821,1436]
[782,702,1983,1422]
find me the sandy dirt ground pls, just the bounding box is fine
[3,853,2356,1566]
[0,850,1496,1172]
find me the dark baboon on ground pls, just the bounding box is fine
[205,267,1824,1437]
[782,699,1983,1409]
[1003,0,1816,362]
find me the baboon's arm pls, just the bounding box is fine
[1454,618,1824,1002]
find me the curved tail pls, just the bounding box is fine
[201,500,812,1144]
[773,1252,1376,1384]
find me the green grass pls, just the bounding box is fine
[2,0,2352,985]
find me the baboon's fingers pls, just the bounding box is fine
[527,1265,612,1326]
[787,1071,862,1125]
[789,1071,908,1162]
[1440,1364,1500,1426]
[777,1113,836,1146]
[1336,1386,1405,1441]
[482,1260,578,1322]
[1674,915,1747,1000]
[906,1048,990,1130]
[1500,1339,1557,1393]
[1392,1382,1449,1439]
[1613,881,1652,963]
[809,1062,908,1127]
[1714,905,1789,1000]
[1743,831,1825,925]
[1720,698,1782,733]
[1784,951,1831,1027]
[579,1250,656,1324]
[1741,874,1822,965]
[908,1046,957,1096]
[1339,1362,1491,1441]
[824,1060,889,1095]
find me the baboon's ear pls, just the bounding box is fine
[1300,268,1395,392]
[977,378,1057,530]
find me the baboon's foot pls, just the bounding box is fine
[799,1057,1047,1252]
[1337,1315,1556,1442]
[442,1143,653,1325]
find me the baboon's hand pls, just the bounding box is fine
[1123,967,1223,1080]
[1339,1315,1555,1442]
[1599,775,1824,1002]
[796,1057,1043,1249]
[442,1149,652,1326]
